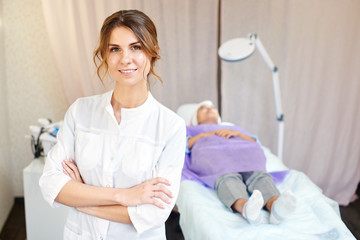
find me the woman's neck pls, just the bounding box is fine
[111,83,148,111]
[198,119,218,125]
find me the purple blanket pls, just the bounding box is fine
[182,124,267,189]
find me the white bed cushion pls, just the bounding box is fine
[177,170,355,240]
[176,103,199,126]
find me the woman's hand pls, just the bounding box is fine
[123,177,173,209]
[62,159,84,184]
[188,130,217,150]
[215,129,256,141]
[201,130,217,137]
[214,129,241,138]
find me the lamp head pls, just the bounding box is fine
[218,36,255,62]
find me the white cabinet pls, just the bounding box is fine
[23,158,68,240]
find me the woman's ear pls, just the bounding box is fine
[152,46,160,63]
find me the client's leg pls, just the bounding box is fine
[215,173,263,225]
[243,171,297,224]
[269,190,297,224]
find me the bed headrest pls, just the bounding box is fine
[176,103,199,126]
[177,103,234,126]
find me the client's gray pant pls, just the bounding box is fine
[215,171,280,210]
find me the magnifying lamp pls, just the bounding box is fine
[218,33,284,160]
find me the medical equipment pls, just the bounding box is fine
[29,118,62,158]
[218,33,284,161]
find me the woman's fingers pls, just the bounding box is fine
[63,167,70,177]
[215,129,226,135]
[153,191,171,205]
[215,130,226,137]
[151,177,171,186]
[153,184,173,199]
[150,177,173,200]
[150,179,173,207]
[215,129,234,138]
[126,177,173,208]
[62,159,84,183]
[150,198,165,209]
[65,159,82,180]
[62,161,76,179]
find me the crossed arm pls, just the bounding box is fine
[188,128,256,150]
[59,159,172,224]
[42,103,181,228]
[59,128,253,223]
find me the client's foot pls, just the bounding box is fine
[242,190,264,225]
[270,190,297,224]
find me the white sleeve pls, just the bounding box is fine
[39,101,77,208]
[128,119,186,234]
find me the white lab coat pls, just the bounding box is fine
[39,91,186,240]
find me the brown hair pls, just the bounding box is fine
[93,10,161,84]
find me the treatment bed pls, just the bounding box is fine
[175,104,355,240]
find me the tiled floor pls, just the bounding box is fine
[1,192,359,240]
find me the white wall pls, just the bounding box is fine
[2,0,68,200]
[0,0,13,230]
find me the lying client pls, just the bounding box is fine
[184,101,297,225]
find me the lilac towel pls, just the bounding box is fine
[182,124,267,189]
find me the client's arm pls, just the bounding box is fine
[188,128,256,151]
[187,131,216,150]
[214,129,256,142]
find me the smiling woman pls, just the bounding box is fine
[107,27,151,92]
[94,10,161,85]
[39,9,186,240]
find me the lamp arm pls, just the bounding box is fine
[278,120,284,161]
[273,70,284,161]
[250,33,284,160]
[250,33,276,72]
[272,71,283,120]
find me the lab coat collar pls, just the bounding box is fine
[104,90,154,122]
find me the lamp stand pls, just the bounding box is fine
[250,33,284,161]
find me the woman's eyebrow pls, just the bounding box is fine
[129,41,141,46]
[108,41,141,47]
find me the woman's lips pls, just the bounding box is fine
[119,69,137,75]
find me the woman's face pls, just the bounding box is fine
[197,104,219,124]
[107,26,151,88]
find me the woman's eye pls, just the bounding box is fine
[110,47,120,52]
[132,45,141,50]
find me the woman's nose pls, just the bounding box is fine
[120,50,131,65]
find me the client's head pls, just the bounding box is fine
[190,100,221,125]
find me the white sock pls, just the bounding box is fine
[270,190,297,224]
[242,190,264,225]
